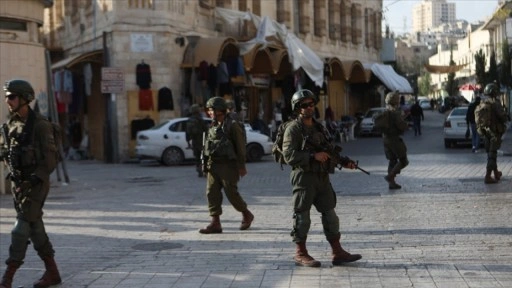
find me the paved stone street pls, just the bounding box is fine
[1,110,512,288]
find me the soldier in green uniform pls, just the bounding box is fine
[478,83,508,184]
[282,89,362,267]
[382,91,409,190]
[382,92,409,189]
[0,79,61,288]
[198,97,254,234]
[186,104,208,177]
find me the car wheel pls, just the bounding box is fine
[444,139,451,148]
[161,147,184,166]
[246,143,264,162]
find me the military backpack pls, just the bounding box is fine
[373,110,390,134]
[475,100,492,136]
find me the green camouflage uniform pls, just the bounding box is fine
[481,98,508,171]
[382,109,409,175]
[0,109,58,264]
[282,117,341,243]
[203,117,248,216]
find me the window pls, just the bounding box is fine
[276,0,291,27]
[252,0,260,15]
[351,4,362,45]
[328,0,340,40]
[313,0,326,37]
[298,0,310,34]
[339,0,350,42]
[238,0,247,11]
[0,18,27,31]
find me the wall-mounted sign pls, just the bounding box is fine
[131,33,154,52]
[101,67,125,94]
[249,74,270,87]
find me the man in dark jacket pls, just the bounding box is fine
[410,100,424,136]
[466,96,481,153]
[1,79,61,288]
[186,104,208,177]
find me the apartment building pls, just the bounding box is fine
[412,0,456,33]
[41,0,390,162]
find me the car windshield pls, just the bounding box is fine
[450,108,467,116]
[365,109,384,117]
[151,121,169,130]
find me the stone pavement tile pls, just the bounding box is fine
[434,281,470,288]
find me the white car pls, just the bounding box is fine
[359,107,386,136]
[135,117,273,165]
[443,106,474,148]
[419,99,431,110]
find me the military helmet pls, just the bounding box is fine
[3,79,34,102]
[189,104,201,114]
[291,89,318,111]
[385,91,400,106]
[483,83,499,97]
[225,100,235,110]
[206,96,227,111]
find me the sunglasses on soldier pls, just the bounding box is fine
[299,101,315,109]
[5,94,18,100]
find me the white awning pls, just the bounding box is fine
[365,63,413,94]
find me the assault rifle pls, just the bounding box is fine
[305,137,370,175]
[200,131,208,174]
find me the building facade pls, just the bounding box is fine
[42,0,386,163]
[412,0,456,33]
[0,0,53,194]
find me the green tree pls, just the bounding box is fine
[488,51,499,85]
[499,41,511,88]
[418,72,432,96]
[445,59,458,96]
[474,49,487,87]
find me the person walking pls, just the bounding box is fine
[198,96,254,234]
[382,91,409,189]
[0,79,61,288]
[410,100,424,136]
[476,83,508,184]
[282,89,362,267]
[186,104,208,177]
[466,96,481,153]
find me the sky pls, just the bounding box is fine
[382,0,500,35]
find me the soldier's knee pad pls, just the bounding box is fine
[321,209,339,235]
[292,211,311,241]
[400,158,409,169]
[12,219,30,239]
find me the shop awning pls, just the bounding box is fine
[51,50,103,70]
[181,37,239,68]
[424,63,467,74]
[366,63,413,94]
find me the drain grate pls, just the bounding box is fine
[132,242,183,251]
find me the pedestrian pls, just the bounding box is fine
[466,96,481,153]
[476,83,508,184]
[282,89,362,267]
[410,100,424,136]
[382,91,409,189]
[198,96,254,234]
[186,104,208,177]
[430,98,435,111]
[0,79,61,288]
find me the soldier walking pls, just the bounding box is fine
[186,104,208,177]
[198,97,254,234]
[282,89,362,267]
[382,91,409,189]
[0,79,61,288]
[477,83,508,184]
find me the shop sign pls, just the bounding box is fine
[250,74,270,87]
[131,33,154,52]
[101,67,125,93]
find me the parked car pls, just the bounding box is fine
[359,107,387,136]
[443,106,477,148]
[419,99,431,110]
[136,117,273,165]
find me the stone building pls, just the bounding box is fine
[0,0,53,194]
[42,0,393,162]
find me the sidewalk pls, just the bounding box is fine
[498,122,512,156]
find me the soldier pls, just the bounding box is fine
[282,89,362,267]
[198,96,254,234]
[0,79,61,288]
[186,104,208,177]
[382,91,409,189]
[478,83,508,184]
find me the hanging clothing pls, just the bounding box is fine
[207,64,217,95]
[158,87,174,111]
[217,61,230,84]
[136,62,152,89]
[131,117,155,139]
[139,89,154,111]
[198,61,209,81]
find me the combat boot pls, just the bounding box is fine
[494,169,502,181]
[294,242,321,267]
[328,236,362,265]
[0,261,21,288]
[384,174,401,189]
[33,256,61,288]
[484,170,497,184]
[199,215,222,234]
[239,209,254,230]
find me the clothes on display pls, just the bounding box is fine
[158,87,174,111]
[130,117,155,140]
[139,89,154,111]
[136,61,152,89]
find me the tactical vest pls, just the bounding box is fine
[204,122,237,160]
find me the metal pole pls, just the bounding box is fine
[103,31,113,163]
